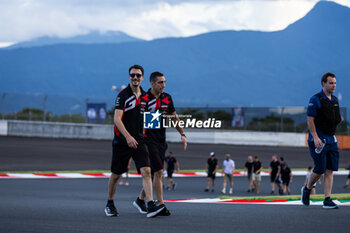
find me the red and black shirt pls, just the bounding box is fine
[140,89,175,144]
[114,84,146,144]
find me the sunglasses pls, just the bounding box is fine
[130,73,142,78]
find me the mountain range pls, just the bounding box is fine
[0,1,349,116]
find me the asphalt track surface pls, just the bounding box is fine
[1,176,349,233]
[1,136,350,171]
[1,136,350,233]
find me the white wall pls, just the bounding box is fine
[4,120,307,147]
[0,120,8,136]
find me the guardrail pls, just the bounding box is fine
[1,119,349,148]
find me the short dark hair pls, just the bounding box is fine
[308,166,312,170]
[254,156,259,159]
[129,64,144,76]
[280,157,284,162]
[321,72,336,84]
[150,71,164,83]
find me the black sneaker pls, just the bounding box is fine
[323,198,339,209]
[204,189,209,192]
[105,204,119,217]
[279,189,283,195]
[133,197,147,214]
[157,204,171,216]
[270,191,274,194]
[301,186,311,206]
[211,189,214,192]
[172,183,176,190]
[147,201,165,218]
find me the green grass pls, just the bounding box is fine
[219,193,350,201]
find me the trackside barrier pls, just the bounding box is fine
[7,120,113,139]
[166,129,306,147]
[3,120,312,147]
[0,120,8,136]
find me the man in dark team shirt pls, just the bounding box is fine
[105,64,164,218]
[165,152,180,190]
[270,155,283,195]
[302,72,343,209]
[252,156,263,194]
[244,155,254,192]
[133,71,187,216]
[205,152,218,192]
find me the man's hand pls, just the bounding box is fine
[181,135,187,151]
[126,135,138,149]
[314,137,323,149]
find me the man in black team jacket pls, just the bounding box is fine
[105,65,164,218]
[133,71,187,216]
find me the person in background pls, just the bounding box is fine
[221,154,235,194]
[252,156,263,194]
[119,158,132,186]
[165,152,180,190]
[244,155,254,192]
[205,152,218,192]
[270,155,283,195]
[280,157,292,195]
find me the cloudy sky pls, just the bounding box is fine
[0,0,349,47]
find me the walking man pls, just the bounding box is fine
[252,156,263,194]
[105,65,164,218]
[302,72,343,209]
[205,152,218,192]
[222,154,235,194]
[244,155,254,192]
[270,155,283,195]
[134,71,187,216]
[165,152,180,190]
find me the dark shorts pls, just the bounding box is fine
[348,173,350,179]
[247,172,252,180]
[308,141,339,174]
[207,170,216,179]
[270,172,280,183]
[111,140,150,175]
[147,141,167,173]
[167,169,174,178]
[282,176,290,186]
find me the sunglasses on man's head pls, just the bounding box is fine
[130,73,142,78]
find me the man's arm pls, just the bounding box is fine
[169,111,187,151]
[276,164,281,177]
[176,161,180,172]
[307,116,322,149]
[114,109,138,149]
[257,166,263,174]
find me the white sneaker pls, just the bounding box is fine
[221,188,226,194]
[229,188,233,194]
